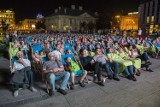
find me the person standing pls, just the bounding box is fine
[138,28,142,39]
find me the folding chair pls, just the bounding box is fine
[61,54,90,84]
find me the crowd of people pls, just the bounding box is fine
[8,33,160,97]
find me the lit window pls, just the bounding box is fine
[147,17,150,23]
[151,16,154,23]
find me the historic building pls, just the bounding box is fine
[120,12,138,30]
[16,19,37,31]
[45,5,97,32]
[139,0,160,35]
[0,9,15,31]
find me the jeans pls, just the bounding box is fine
[123,65,134,76]
[109,62,119,78]
[103,62,112,76]
[48,72,70,91]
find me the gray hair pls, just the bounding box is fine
[16,51,23,57]
[48,52,55,57]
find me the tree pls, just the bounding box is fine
[96,14,111,30]
[35,21,46,30]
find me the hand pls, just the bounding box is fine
[52,68,59,72]
[18,58,24,63]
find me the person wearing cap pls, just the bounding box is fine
[43,52,70,96]
[10,51,37,97]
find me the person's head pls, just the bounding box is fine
[66,49,72,54]
[66,57,72,63]
[16,51,23,59]
[107,48,113,53]
[48,52,55,61]
[80,49,87,56]
[118,48,124,53]
[39,50,44,55]
[128,45,133,50]
[56,44,61,51]
[95,48,102,55]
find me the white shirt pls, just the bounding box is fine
[12,59,31,73]
[138,29,142,35]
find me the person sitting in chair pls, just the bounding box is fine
[10,51,37,97]
[43,52,70,96]
[66,57,87,90]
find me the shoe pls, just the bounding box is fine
[97,78,105,86]
[29,86,37,92]
[79,81,85,87]
[13,90,19,97]
[57,88,67,95]
[70,83,75,90]
[136,71,141,76]
[148,69,154,72]
[108,75,112,80]
[145,61,152,65]
[49,89,54,96]
[126,75,133,80]
[113,77,120,81]
[131,75,137,81]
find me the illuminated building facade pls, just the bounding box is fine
[0,9,15,30]
[139,0,160,35]
[120,12,138,30]
[16,19,37,31]
[45,5,97,32]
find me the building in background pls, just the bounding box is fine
[139,0,160,35]
[45,5,97,32]
[120,12,138,30]
[16,19,37,31]
[0,9,15,31]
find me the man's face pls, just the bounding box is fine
[96,49,102,55]
[17,52,23,59]
[66,58,71,63]
[49,54,55,61]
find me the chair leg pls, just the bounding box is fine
[156,51,159,58]
[45,80,50,94]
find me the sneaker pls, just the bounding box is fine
[57,88,67,95]
[79,81,85,87]
[131,75,137,81]
[49,89,54,96]
[146,61,152,65]
[13,90,19,97]
[148,69,154,72]
[97,81,105,86]
[70,83,75,90]
[113,77,120,81]
[29,86,37,92]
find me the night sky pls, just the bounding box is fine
[0,0,140,22]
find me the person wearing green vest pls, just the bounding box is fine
[66,57,87,90]
[136,41,153,72]
[107,48,137,81]
[127,45,142,76]
[93,48,120,82]
[118,47,141,76]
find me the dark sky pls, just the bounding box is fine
[0,0,140,22]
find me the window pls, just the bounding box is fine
[147,16,150,23]
[151,16,154,23]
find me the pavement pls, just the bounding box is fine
[0,57,160,107]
